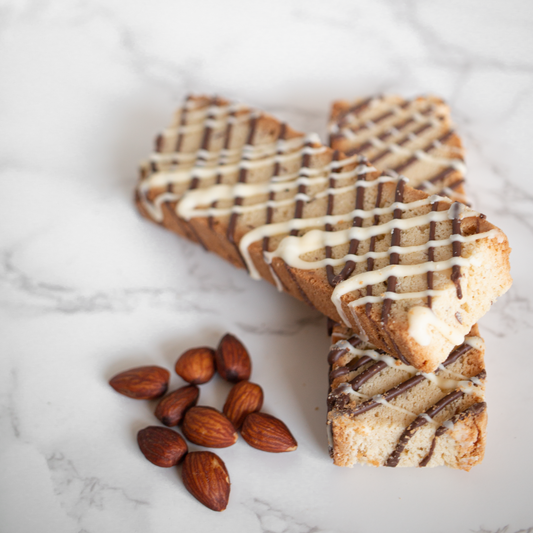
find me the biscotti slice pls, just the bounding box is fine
[327,323,487,470]
[328,95,467,203]
[135,95,512,372]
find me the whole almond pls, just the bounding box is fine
[175,347,216,385]
[223,381,264,429]
[241,412,297,453]
[155,385,199,426]
[182,451,230,512]
[137,426,188,467]
[215,334,251,382]
[182,406,237,448]
[109,366,169,399]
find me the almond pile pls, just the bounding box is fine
[109,333,297,512]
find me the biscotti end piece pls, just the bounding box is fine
[261,175,511,372]
[327,323,487,470]
[137,95,512,372]
[328,95,467,204]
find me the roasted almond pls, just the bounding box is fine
[215,334,251,383]
[137,426,188,467]
[223,381,263,429]
[182,406,238,448]
[155,385,199,426]
[175,347,216,385]
[109,366,169,399]
[241,412,297,453]
[182,451,230,512]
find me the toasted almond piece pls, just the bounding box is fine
[175,347,216,385]
[109,366,169,400]
[182,451,230,512]
[223,381,263,429]
[241,412,297,453]
[155,385,199,426]
[215,334,251,383]
[137,426,188,467]
[182,406,238,448]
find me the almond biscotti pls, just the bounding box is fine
[135,95,512,372]
[328,95,467,204]
[327,323,486,470]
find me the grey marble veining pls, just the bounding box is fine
[1,0,532,531]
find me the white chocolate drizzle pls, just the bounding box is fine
[138,96,503,353]
[332,336,483,394]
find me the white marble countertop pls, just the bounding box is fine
[1,1,532,531]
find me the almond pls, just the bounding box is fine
[109,366,169,399]
[155,385,199,426]
[241,412,297,453]
[215,334,251,382]
[182,406,238,448]
[182,451,230,512]
[223,381,263,429]
[175,347,216,385]
[137,426,188,467]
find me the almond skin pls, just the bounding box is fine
[215,334,251,383]
[241,412,297,453]
[182,406,238,448]
[109,366,170,399]
[182,451,230,512]
[223,381,263,429]
[155,385,199,426]
[175,347,216,385]
[137,426,188,467]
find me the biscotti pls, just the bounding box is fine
[135,95,512,372]
[327,323,486,470]
[328,95,467,204]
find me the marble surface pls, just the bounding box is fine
[1,0,532,531]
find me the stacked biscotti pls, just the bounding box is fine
[135,94,512,470]
[327,321,486,469]
[325,96,490,469]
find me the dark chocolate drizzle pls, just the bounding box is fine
[385,387,468,467]
[335,96,376,128]
[331,165,368,285]
[183,177,208,250]
[328,342,475,416]
[450,202,463,299]
[476,213,486,233]
[226,116,258,269]
[261,123,289,291]
[208,110,235,230]
[324,150,341,286]
[281,138,316,308]
[262,123,287,253]
[327,335,363,366]
[174,95,191,153]
[419,401,486,467]
[370,119,432,164]
[163,183,197,242]
[426,200,439,308]
[331,99,413,147]
[289,141,312,237]
[178,99,218,251]
[349,361,388,390]
[390,129,458,177]
[381,178,406,324]
[364,181,385,318]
